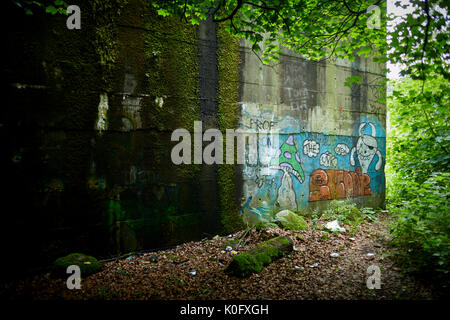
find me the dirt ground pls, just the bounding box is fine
[0,214,444,300]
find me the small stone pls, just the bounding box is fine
[220,250,226,254]
[293,246,298,251]
[366,253,375,260]
[349,237,356,241]
[330,253,339,258]
[309,263,319,268]
[294,266,304,271]
[189,270,196,276]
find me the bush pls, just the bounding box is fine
[321,199,364,227]
[387,77,450,287]
[389,173,450,285]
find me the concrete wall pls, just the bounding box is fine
[1,0,385,275]
[237,41,386,223]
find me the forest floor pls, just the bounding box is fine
[0,213,444,300]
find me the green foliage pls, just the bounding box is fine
[321,199,364,227]
[389,174,450,284]
[387,75,450,285]
[151,0,387,66]
[151,0,448,92]
[360,207,378,222]
[318,200,381,232]
[387,76,450,192]
[13,0,69,15]
[387,0,449,80]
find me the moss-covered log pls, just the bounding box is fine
[225,236,293,277]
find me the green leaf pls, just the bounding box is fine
[45,5,58,15]
[157,8,170,17]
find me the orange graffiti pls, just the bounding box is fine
[309,167,371,201]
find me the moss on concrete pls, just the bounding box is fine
[90,0,126,91]
[142,2,200,181]
[216,23,245,234]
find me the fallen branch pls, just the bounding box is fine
[225,236,293,277]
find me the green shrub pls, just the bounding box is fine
[387,77,450,287]
[390,173,450,285]
[321,199,364,227]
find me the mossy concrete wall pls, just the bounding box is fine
[2,0,242,276]
[237,41,386,222]
[2,0,385,275]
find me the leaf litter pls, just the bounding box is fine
[0,214,438,300]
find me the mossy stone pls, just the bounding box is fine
[254,252,272,266]
[225,236,293,277]
[53,253,101,277]
[275,210,309,231]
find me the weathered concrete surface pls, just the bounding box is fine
[1,0,385,276]
[237,41,386,221]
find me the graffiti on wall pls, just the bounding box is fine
[269,136,305,211]
[309,167,371,201]
[239,108,385,218]
[350,122,383,174]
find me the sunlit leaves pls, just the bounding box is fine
[152,0,387,67]
[387,75,449,283]
[15,0,69,15]
[344,75,363,87]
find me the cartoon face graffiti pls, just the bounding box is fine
[350,122,382,174]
